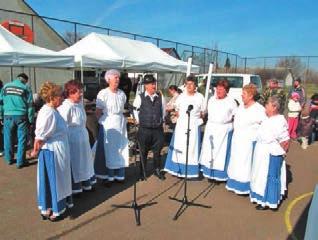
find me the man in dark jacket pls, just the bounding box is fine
[133,75,166,180]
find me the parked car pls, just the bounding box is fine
[196,73,262,104]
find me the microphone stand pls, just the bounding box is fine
[169,107,211,220]
[112,105,149,226]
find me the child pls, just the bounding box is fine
[310,93,318,142]
[287,92,302,139]
[297,106,315,149]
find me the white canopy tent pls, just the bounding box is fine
[60,32,200,73]
[0,25,74,68]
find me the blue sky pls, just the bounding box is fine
[26,0,318,57]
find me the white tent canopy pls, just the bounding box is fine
[60,32,199,73]
[0,25,74,68]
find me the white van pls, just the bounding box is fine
[196,73,262,104]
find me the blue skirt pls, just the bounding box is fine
[200,130,233,181]
[37,149,71,216]
[164,127,201,178]
[250,155,284,209]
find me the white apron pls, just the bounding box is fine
[36,105,72,202]
[199,122,232,170]
[199,96,237,170]
[250,143,287,196]
[101,113,129,169]
[250,115,289,196]
[58,100,94,183]
[96,88,129,169]
[227,102,266,183]
[170,92,204,166]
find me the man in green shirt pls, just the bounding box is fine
[0,73,34,168]
[259,78,286,113]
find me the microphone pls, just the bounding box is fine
[186,104,193,114]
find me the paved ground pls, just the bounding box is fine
[0,140,317,240]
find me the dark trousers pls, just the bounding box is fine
[137,126,164,172]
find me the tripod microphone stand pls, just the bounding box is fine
[112,106,152,226]
[169,104,211,220]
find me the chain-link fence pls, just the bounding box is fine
[1,8,318,90]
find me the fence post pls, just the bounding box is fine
[235,55,238,73]
[156,38,159,47]
[74,23,77,43]
[244,58,247,73]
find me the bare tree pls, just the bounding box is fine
[276,57,304,77]
[63,31,85,45]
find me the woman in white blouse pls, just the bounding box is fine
[32,82,72,222]
[164,75,205,178]
[94,69,129,185]
[250,96,289,210]
[58,80,95,195]
[226,84,267,195]
[199,79,238,181]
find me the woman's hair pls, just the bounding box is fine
[168,85,178,92]
[104,69,120,82]
[267,96,281,113]
[242,83,257,98]
[64,80,83,98]
[39,82,62,103]
[216,78,230,93]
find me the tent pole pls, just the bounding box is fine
[80,58,84,84]
[186,57,192,77]
[10,67,13,81]
[33,67,37,93]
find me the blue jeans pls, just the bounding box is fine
[3,115,28,166]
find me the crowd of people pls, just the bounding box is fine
[0,71,317,221]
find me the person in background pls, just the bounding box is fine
[226,84,266,195]
[164,75,204,178]
[119,71,132,107]
[309,93,318,143]
[165,85,180,129]
[58,80,95,195]
[287,92,302,140]
[297,105,315,150]
[133,74,166,180]
[197,77,207,95]
[32,82,72,222]
[289,78,306,107]
[0,73,34,168]
[199,79,237,182]
[95,70,129,186]
[0,79,3,156]
[259,78,286,114]
[250,96,289,210]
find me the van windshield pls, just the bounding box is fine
[250,75,262,92]
[211,76,243,88]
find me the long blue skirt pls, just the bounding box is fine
[200,130,233,181]
[37,149,71,216]
[250,155,284,208]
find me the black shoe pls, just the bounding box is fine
[115,179,125,184]
[41,214,49,220]
[154,169,166,180]
[104,180,112,188]
[17,161,29,169]
[255,205,268,211]
[139,174,146,181]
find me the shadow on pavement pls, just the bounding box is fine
[287,198,311,240]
